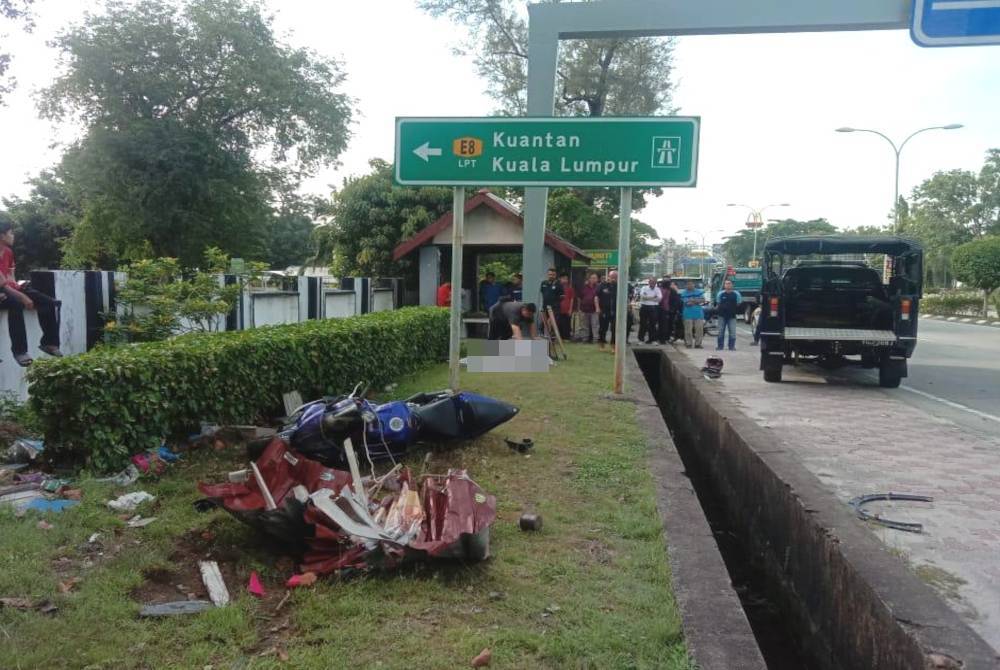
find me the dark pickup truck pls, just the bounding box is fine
[758,236,923,388]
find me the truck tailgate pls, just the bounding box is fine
[784,327,896,343]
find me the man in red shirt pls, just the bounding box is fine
[0,221,62,366]
[576,272,600,343]
[436,282,452,307]
[557,271,575,341]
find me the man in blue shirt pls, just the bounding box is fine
[715,279,743,351]
[679,279,706,348]
[479,272,503,313]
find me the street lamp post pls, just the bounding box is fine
[726,203,790,264]
[683,228,723,280]
[834,124,963,232]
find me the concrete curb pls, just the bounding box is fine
[644,347,999,670]
[921,313,1000,328]
[625,353,767,670]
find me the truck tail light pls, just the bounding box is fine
[901,298,911,321]
[769,297,779,318]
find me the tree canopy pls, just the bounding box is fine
[16,0,352,269]
[320,159,453,278]
[0,0,34,104]
[951,236,1000,311]
[722,218,837,267]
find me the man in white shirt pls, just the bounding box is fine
[637,277,662,344]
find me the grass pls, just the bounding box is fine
[0,343,691,669]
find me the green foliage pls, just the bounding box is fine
[920,292,987,317]
[951,236,1000,310]
[0,171,79,271]
[27,307,449,471]
[22,0,351,268]
[0,0,34,104]
[105,248,259,343]
[723,218,837,267]
[420,0,675,117]
[0,390,41,439]
[321,159,453,278]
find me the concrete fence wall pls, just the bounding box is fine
[0,271,402,400]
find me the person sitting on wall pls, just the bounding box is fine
[0,220,63,366]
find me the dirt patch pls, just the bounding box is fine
[581,539,616,566]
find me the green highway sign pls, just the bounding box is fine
[395,117,699,188]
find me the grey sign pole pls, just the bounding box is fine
[613,187,633,395]
[521,0,909,343]
[449,187,465,390]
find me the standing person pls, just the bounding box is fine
[557,271,575,341]
[637,277,662,344]
[0,221,63,366]
[503,273,523,301]
[657,279,677,344]
[539,267,563,337]
[436,281,452,307]
[679,279,706,349]
[667,281,684,343]
[577,272,600,343]
[487,300,537,340]
[479,272,503,313]
[715,279,743,351]
[596,270,620,350]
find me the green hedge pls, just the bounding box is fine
[27,307,449,471]
[920,293,985,317]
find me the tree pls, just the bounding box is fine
[27,0,353,268]
[421,0,670,277]
[420,0,675,117]
[265,190,321,270]
[951,236,1000,313]
[322,159,453,278]
[1,171,80,271]
[723,218,837,267]
[0,0,34,104]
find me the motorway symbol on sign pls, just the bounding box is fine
[912,0,1000,46]
[395,117,700,187]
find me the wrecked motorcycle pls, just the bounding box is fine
[278,385,519,468]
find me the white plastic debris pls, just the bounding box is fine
[107,491,155,512]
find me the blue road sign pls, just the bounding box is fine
[912,0,1000,46]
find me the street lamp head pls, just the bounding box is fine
[942,123,964,130]
[835,127,856,133]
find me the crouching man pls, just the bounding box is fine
[488,300,538,340]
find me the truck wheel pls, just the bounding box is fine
[763,360,782,383]
[878,364,901,388]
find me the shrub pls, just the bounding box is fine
[27,307,448,471]
[920,292,985,317]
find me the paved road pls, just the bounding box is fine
[682,317,1000,649]
[731,318,1000,437]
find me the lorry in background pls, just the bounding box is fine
[710,266,762,320]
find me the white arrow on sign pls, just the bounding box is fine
[413,141,443,162]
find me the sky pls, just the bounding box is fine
[1,0,999,252]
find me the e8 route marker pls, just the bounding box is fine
[395,116,700,188]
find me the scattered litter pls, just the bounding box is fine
[126,515,157,528]
[41,478,71,494]
[247,571,265,598]
[519,513,543,532]
[24,498,79,513]
[62,488,83,501]
[471,648,492,668]
[198,561,230,607]
[274,591,291,612]
[58,577,81,594]
[3,438,44,464]
[0,597,57,614]
[250,461,277,511]
[543,603,561,616]
[849,492,933,533]
[36,520,53,530]
[96,464,141,487]
[88,532,101,544]
[0,468,13,484]
[139,600,213,617]
[227,469,250,484]
[285,572,317,589]
[701,356,724,380]
[0,488,45,512]
[505,437,534,454]
[15,471,44,483]
[108,491,155,512]
[282,391,304,417]
[488,591,505,601]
